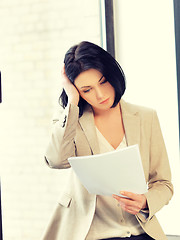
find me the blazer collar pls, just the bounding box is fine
[79,105,100,155]
[120,99,140,147]
[78,99,140,154]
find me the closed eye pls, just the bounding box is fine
[100,79,108,84]
[83,88,91,93]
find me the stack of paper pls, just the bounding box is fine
[68,144,147,196]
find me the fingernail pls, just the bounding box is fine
[120,191,124,195]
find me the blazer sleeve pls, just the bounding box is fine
[44,104,79,169]
[137,110,174,223]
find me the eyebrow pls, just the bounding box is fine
[80,75,104,89]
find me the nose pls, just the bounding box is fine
[95,87,103,100]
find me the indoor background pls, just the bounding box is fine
[0,0,180,239]
[0,0,100,239]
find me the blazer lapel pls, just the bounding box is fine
[120,99,141,147]
[79,100,140,154]
[79,105,100,155]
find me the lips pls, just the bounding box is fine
[99,98,109,104]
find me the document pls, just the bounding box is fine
[68,144,147,196]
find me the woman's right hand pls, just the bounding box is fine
[61,65,80,106]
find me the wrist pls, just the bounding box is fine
[141,195,147,210]
[68,97,79,106]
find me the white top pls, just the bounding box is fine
[86,127,144,239]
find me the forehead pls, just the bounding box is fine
[74,69,103,87]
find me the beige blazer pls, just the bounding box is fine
[42,99,173,240]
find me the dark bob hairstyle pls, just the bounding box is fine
[60,41,126,117]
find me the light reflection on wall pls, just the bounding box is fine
[114,0,180,235]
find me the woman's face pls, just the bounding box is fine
[74,69,115,113]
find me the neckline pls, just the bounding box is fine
[95,126,126,150]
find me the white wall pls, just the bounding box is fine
[0,1,100,239]
[114,0,180,235]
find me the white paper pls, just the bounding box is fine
[68,144,147,196]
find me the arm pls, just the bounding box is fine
[113,110,173,221]
[44,65,80,169]
[138,110,173,222]
[45,103,79,169]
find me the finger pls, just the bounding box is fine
[113,195,141,215]
[123,206,139,215]
[116,196,143,211]
[118,197,134,205]
[120,192,147,210]
[113,194,141,207]
[112,194,126,202]
[120,191,140,201]
[113,193,135,204]
[112,194,120,200]
[122,198,142,209]
[120,202,140,215]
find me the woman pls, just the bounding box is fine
[42,41,173,240]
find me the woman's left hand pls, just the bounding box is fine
[112,191,147,215]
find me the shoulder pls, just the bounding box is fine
[121,99,155,114]
[120,99,157,122]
